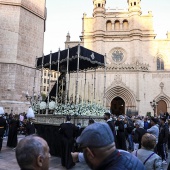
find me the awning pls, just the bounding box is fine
[36,45,105,72]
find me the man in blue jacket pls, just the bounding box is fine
[76,122,146,170]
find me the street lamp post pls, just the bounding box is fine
[150,100,158,117]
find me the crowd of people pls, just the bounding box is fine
[1,105,170,170]
[0,107,36,151]
[70,112,170,170]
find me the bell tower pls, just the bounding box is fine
[127,0,141,15]
[93,0,106,13]
[92,0,106,53]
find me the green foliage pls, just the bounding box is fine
[41,92,46,101]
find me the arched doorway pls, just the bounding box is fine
[157,100,167,115]
[111,97,125,115]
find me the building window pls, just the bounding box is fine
[134,2,136,5]
[106,20,112,31]
[114,20,120,30]
[47,87,49,92]
[44,79,46,83]
[98,3,100,7]
[44,71,46,76]
[47,79,49,84]
[123,20,129,30]
[43,86,46,91]
[157,57,164,70]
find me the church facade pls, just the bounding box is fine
[0,0,46,113]
[65,0,170,116]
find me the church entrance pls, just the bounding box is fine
[157,100,167,115]
[111,97,125,115]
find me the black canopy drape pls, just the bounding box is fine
[36,45,105,72]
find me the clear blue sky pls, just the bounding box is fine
[44,0,170,55]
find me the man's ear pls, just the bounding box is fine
[37,155,44,167]
[86,147,95,160]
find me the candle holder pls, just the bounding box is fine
[25,92,42,114]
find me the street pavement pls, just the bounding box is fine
[0,135,89,170]
[0,135,169,170]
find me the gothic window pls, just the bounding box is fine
[112,50,124,62]
[114,20,120,30]
[106,20,112,31]
[157,57,164,70]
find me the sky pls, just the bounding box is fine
[43,0,170,55]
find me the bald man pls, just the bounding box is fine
[15,135,50,170]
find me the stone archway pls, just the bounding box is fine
[105,85,137,115]
[155,93,170,115]
[111,97,125,115]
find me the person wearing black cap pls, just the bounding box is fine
[59,115,78,169]
[76,122,146,170]
[157,116,169,164]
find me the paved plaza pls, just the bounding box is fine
[0,135,169,170]
[0,135,89,170]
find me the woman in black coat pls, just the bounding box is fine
[7,114,20,148]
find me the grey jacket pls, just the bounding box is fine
[132,148,163,170]
[147,124,159,143]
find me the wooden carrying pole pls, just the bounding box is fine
[56,48,60,104]
[47,51,52,114]
[65,46,69,104]
[75,44,80,105]
[40,54,44,95]
[103,54,106,107]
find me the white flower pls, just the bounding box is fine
[40,102,46,110]
[27,107,35,118]
[0,107,4,115]
[49,101,56,110]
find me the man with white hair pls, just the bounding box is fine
[0,107,7,151]
[133,120,146,149]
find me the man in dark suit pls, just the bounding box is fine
[59,115,78,169]
[104,112,115,138]
[0,107,7,152]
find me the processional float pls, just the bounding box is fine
[34,44,107,116]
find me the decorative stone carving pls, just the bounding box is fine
[106,62,149,71]
[114,74,122,84]
[160,82,164,91]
